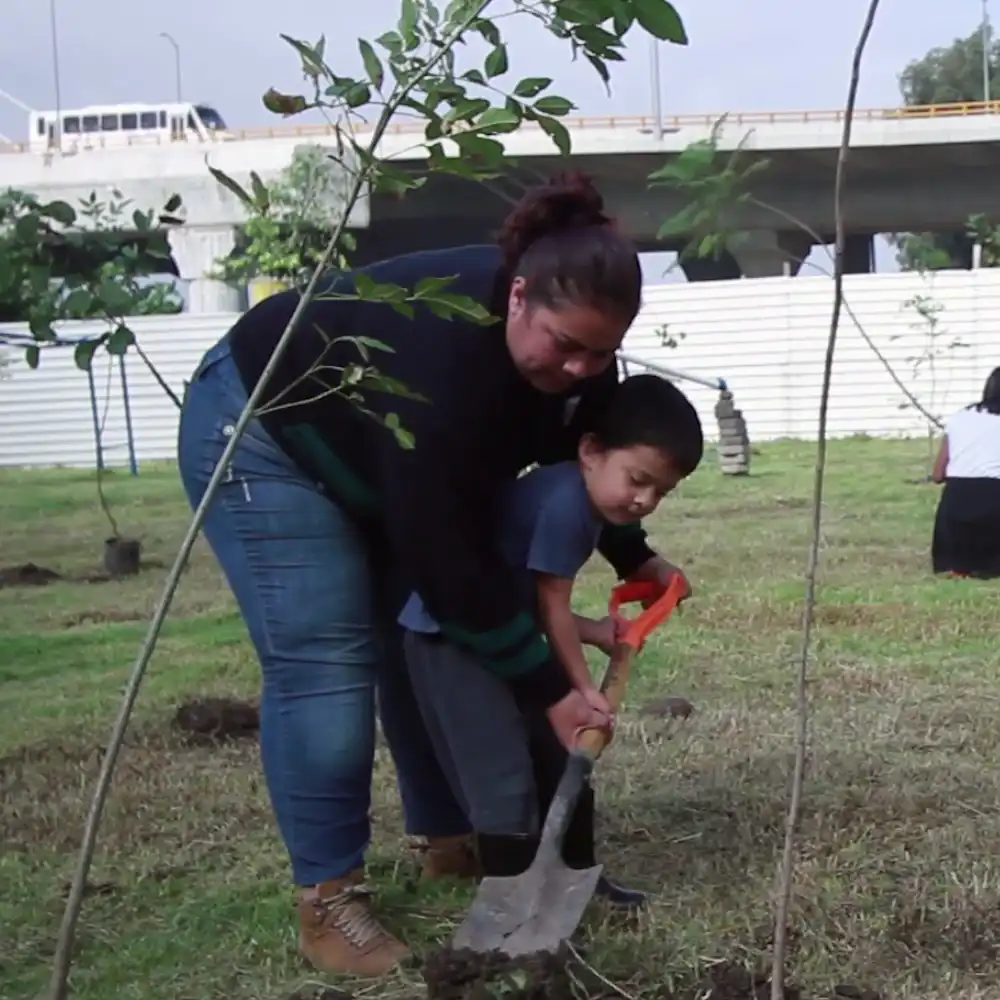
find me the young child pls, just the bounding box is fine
[398,373,703,909]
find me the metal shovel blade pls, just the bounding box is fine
[452,752,601,957]
[452,859,604,957]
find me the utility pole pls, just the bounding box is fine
[649,37,663,139]
[983,0,992,103]
[159,33,182,103]
[50,0,62,150]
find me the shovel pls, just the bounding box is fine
[452,573,687,958]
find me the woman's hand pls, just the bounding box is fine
[546,688,612,750]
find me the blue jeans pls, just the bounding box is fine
[176,334,470,886]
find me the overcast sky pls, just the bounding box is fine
[0,0,989,280]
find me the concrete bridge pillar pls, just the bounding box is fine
[729,230,813,278]
[843,233,875,274]
[168,225,242,313]
[677,230,814,282]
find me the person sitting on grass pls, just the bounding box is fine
[398,372,703,908]
[931,366,1000,579]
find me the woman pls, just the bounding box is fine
[931,366,1000,578]
[176,173,686,977]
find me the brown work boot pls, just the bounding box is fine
[297,870,409,977]
[419,834,482,881]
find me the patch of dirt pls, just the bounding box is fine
[0,723,268,853]
[0,560,165,590]
[173,697,260,745]
[61,609,146,627]
[685,961,800,1000]
[0,563,61,587]
[640,695,695,719]
[422,945,572,1000]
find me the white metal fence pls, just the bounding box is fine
[1,268,998,469]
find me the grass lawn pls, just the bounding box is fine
[2,438,1000,1000]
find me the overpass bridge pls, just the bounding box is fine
[2,101,999,310]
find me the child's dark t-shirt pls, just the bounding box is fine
[400,461,603,633]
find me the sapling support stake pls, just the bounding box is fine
[768,2,881,998]
[45,4,492,998]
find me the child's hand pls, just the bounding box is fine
[580,684,614,721]
[547,689,612,750]
[582,615,623,656]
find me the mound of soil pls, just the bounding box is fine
[687,961,800,1000]
[172,697,260,745]
[640,694,695,719]
[0,563,61,588]
[422,945,572,1000]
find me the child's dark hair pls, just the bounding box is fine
[496,172,641,326]
[972,366,1000,415]
[590,373,704,476]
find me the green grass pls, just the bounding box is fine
[2,439,1000,1000]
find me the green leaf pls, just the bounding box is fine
[354,273,408,303]
[354,335,394,356]
[612,5,636,35]
[361,372,428,403]
[414,275,458,298]
[358,39,384,91]
[62,287,96,316]
[535,114,572,156]
[453,132,505,166]
[97,277,137,314]
[262,88,308,116]
[485,44,509,78]
[533,95,574,117]
[40,200,76,225]
[399,0,420,47]
[584,52,611,89]
[473,18,501,46]
[107,324,135,356]
[633,0,688,43]
[374,163,425,197]
[421,291,493,324]
[514,77,552,98]
[249,172,270,212]
[14,214,40,242]
[375,30,403,56]
[384,413,416,450]
[556,0,612,24]
[208,166,254,208]
[73,338,100,371]
[473,107,522,133]
[24,345,39,369]
[280,34,327,79]
[462,68,487,86]
[344,82,372,108]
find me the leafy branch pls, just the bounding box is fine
[0,187,184,393]
[649,115,948,434]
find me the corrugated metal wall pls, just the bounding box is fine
[1,268,998,469]
[625,269,1000,441]
[0,314,230,468]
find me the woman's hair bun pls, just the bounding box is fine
[497,172,613,272]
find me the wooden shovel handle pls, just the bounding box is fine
[575,642,634,759]
[573,575,686,760]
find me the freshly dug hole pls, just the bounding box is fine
[422,945,572,1000]
[172,697,260,744]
